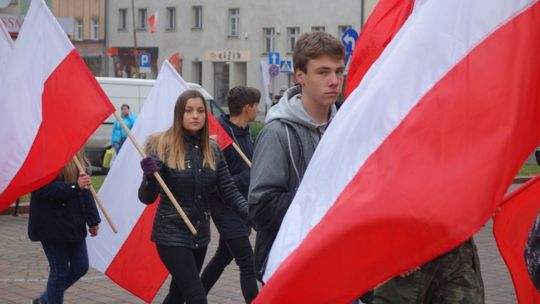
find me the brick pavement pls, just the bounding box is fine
[0,197,519,304]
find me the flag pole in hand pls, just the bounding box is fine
[72,156,118,234]
[112,111,197,235]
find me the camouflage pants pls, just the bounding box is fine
[374,239,484,304]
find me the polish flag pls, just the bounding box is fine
[148,11,158,34]
[255,0,540,303]
[0,0,114,211]
[494,176,540,303]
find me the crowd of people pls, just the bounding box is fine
[26,31,540,304]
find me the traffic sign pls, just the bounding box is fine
[268,64,280,78]
[280,59,293,73]
[341,28,359,53]
[138,53,151,73]
[268,52,280,65]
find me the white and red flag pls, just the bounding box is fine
[255,0,540,303]
[0,0,114,211]
[148,10,158,34]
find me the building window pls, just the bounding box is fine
[83,56,103,76]
[138,8,147,30]
[263,27,275,53]
[287,27,300,52]
[228,8,239,37]
[166,7,176,30]
[312,26,325,32]
[338,25,352,37]
[118,9,127,30]
[192,6,202,29]
[214,62,230,105]
[91,18,99,40]
[74,19,83,40]
[192,61,202,85]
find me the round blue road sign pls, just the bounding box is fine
[269,64,280,78]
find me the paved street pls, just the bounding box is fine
[0,189,520,303]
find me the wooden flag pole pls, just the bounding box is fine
[113,111,197,235]
[72,157,118,234]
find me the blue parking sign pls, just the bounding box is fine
[139,53,151,73]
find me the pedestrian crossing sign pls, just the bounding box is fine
[280,59,293,73]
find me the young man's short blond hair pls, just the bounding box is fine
[293,32,345,73]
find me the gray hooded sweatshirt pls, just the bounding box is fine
[248,85,337,280]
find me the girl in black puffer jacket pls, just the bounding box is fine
[138,89,249,304]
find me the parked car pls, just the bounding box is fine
[86,77,225,174]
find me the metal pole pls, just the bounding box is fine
[131,0,139,77]
[104,0,109,76]
[361,0,365,28]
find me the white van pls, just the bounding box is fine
[86,77,225,172]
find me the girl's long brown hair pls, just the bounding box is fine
[145,90,215,171]
[59,150,89,182]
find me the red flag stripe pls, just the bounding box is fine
[208,112,233,150]
[344,0,414,98]
[0,50,114,209]
[256,1,540,302]
[105,202,168,303]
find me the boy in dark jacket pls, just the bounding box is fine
[201,86,261,303]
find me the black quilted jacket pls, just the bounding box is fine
[138,135,248,249]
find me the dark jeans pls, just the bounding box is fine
[157,245,208,304]
[39,240,89,304]
[200,236,258,303]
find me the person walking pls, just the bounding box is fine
[29,151,101,304]
[200,86,260,303]
[111,104,137,154]
[138,89,249,304]
[249,31,346,283]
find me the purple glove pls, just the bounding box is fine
[140,156,161,178]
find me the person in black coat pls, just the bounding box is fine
[200,86,260,303]
[138,89,249,304]
[28,151,101,304]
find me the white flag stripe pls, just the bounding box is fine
[264,0,537,281]
[0,0,74,193]
[88,61,189,272]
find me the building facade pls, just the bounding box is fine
[53,0,107,76]
[107,0,378,106]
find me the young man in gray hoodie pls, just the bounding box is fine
[248,31,344,281]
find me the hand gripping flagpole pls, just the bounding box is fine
[72,156,118,234]
[113,112,198,235]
